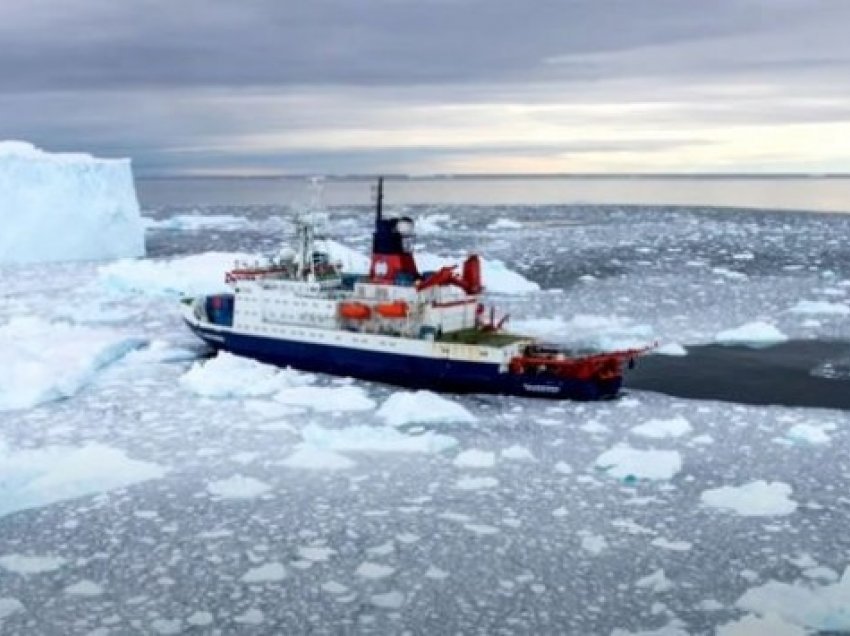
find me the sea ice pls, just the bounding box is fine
[701,480,797,516]
[99,251,250,297]
[455,476,499,490]
[206,475,271,499]
[274,385,376,412]
[453,449,496,468]
[281,446,356,471]
[630,416,692,439]
[145,213,249,231]
[0,598,24,620]
[241,562,286,583]
[0,318,145,411]
[654,343,688,356]
[0,440,166,518]
[376,390,477,426]
[715,321,788,347]
[735,566,850,632]
[180,352,312,398]
[501,445,536,461]
[0,554,66,575]
[64,580,104,596]
[595,445,682,481]
[787,423,835,445]
[788,300,850,316]
[716,613,805,636]
[513,314,654,351]
[0,141,144,264]
[370,591,405,609]
[299,423,458,454]
[488,218,523,230]
[355,562,395,579]
[635,569,674,593]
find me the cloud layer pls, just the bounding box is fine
[2,0,849,174]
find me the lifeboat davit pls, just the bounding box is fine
[375,300,409,319]
[339,302,371,320]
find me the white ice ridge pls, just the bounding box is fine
[0,140,144,264]
[376,390,477,426]
[100,251,252,297]
[701,480,797,516]
[0,440,167,518]
[595,445,682,481]
[0,318,146,411]
[512,314,653,351]
[714,321,788,347]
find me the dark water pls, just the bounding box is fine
[632,341,850,410]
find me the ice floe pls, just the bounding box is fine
[717,613,805,636]
[701,480,797,516]
[64,580,104,596]
[275,385,376,412]
[0,598,24,621]
[0,440,166,518]
[635,569,674,593]
[180,352,312,398]
[377,390,477,426]
[453,449,496,468]
[299,422,458,455]
[281,446,356,471]
[241,562,286,583]
[788,300,850,316]
[595,445,682,481]
[734,566,850,632]
[206,475,271,499]
[630,416,692,439]
[0,318,145,411]
[787,422,835,445]
[714,321,788,347]
[0,554,66,575]
[501,444,536,461]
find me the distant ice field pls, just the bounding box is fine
[2,186,850,634]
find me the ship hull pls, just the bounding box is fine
[185,320,622,401]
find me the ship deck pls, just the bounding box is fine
[437,328,529,347]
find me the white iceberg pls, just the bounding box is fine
[0,141,144,263]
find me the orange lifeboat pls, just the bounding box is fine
[339,302,371,320]
[375,301,409,319]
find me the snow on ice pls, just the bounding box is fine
[377,390,477,426]
[595,445,682,481]
[0,141,144,264]
[0,318,145,411]
[700,480,798,516]
[0,440,166,518]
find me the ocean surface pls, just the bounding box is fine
[2,175,850,635]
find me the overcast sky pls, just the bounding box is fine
[2,0,849,175]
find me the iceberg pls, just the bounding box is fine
[0,141,144,264]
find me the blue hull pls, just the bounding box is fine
[185,321,622,401]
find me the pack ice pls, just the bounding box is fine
[0,141,144,264]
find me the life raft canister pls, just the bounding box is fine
[375,300,409,319]
[339,302,371,320]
